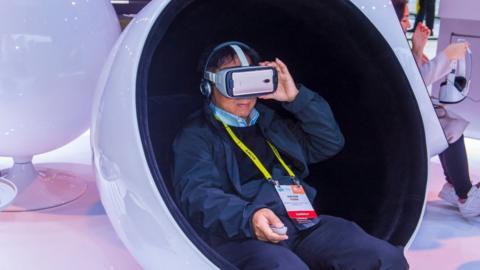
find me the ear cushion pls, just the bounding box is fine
[200,79,211,97]
[454,76,467,90]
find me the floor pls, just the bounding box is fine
[406,152,480,270]
[0,132,142,270]
[1,129,479,270]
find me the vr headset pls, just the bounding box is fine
[200,41,278,98]
[439,43,472,104]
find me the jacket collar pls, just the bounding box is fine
[202,101,275,133]
[203,101,306,173]
[208,103,260,127]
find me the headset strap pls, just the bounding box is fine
[204,71,216,82]
[230,44,250,67]
[203,41,252,75]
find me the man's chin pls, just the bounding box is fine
[235,105,253,114]
[234,110,251,119]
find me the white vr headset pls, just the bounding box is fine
[439,46,472,104]
[201,41,278,98]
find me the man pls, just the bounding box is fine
[393,0,480,218]
[173,41,408,269]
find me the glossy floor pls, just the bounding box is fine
[0,131,479,269]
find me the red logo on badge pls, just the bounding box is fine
[291,185,305,194]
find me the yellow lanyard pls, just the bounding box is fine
[220,121,296,181]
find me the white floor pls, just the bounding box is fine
[0,132,142,270]
[406,151,480,270]
[1,130,479,270]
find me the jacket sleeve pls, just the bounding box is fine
[172,130,266,240]
[281,85,345,164]
[417,51,452,87]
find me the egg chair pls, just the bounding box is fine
[92,0,447,268]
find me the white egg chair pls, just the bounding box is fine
[0,177,17,210]
[92,0,447,268]
[0,0,121,211]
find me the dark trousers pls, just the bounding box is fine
[214,215,408,270]
[439,136,473,199]
[414,0,436,30]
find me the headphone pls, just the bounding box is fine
[200,41,260,97]
[439,44,472,104]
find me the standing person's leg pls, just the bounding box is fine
[414,0,426,30]
[214,239,309,270]
[438,136,480,217]
[438,151,452,184]
[294,215,408,270]
[438,136,472,199]
[425,0,436,31]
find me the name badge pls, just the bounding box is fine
[274,184,318,221]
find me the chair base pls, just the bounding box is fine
[1,158,87,212]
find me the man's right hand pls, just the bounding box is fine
[251,208,289,243]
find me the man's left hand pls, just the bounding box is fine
[258,58,299,102]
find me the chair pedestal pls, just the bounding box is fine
[1,157,87,212]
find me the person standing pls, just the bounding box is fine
[412,0,437,34]
[393,0,480,218]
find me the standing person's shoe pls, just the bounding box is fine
[438,183,458,206]
[438,182,480,218]
[458,185,480,218]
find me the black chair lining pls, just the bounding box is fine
[136,0,427,268]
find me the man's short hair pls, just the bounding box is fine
[198,42,261,73]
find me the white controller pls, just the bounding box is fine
[270,226,288,235]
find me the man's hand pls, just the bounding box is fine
[258,58,299,102]
[443,42,470,61]
[251,208,289,243]
[412,23,430,58]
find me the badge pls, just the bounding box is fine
[274,184,318,222]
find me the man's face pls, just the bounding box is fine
[211,56,257,120]
[400,5,411,33]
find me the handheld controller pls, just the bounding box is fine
[270,226,288,235]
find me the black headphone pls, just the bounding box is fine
[200,41,260,97]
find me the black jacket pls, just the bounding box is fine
[172,86,345,245]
